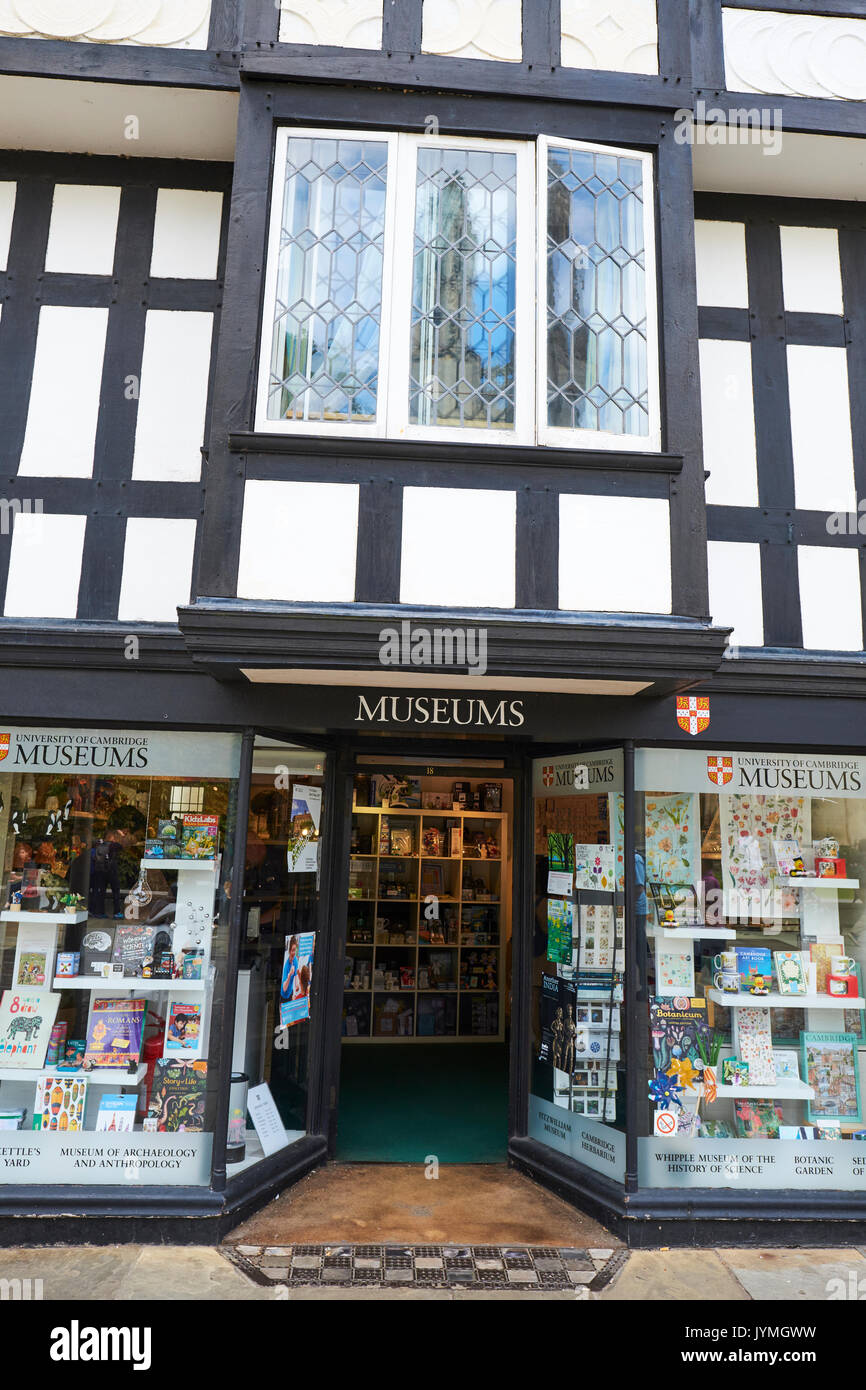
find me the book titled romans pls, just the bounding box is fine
[84,999,147,1070]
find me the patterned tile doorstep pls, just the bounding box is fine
[225,1243,626,1292]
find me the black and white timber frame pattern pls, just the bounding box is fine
[0,153,232,620]
[698,193,866,651]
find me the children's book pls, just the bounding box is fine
[734,1100,783,1139]
[13,922,58,988]
[147,1059,207,1132]
[649,997,709,1071]
[33,1075,87,1131]
[0,988,60,1068]
[735,946,773,992]
[111,925,157,978]
[773,950,809,995]
[181,814,219,859]
[84,998,147,1069]
[95,1094,138,1132]
[166,1002,202,1053]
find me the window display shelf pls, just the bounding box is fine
[713,1079,815,1100]
[139,858,216,872]
[708,988,865,1009]
[0,1064,147,1086]
[646,926,736,941]
[776,877,859,889]
[1,909,88,924]
[53,976,206,992]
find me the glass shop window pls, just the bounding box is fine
[528,751,627,1186]
[0,729,241,1186]
[638,748,866,1191]
[226,739,327,1173]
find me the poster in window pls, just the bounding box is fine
[287,784,322,873]
[644,792,700,885]
[280,931,315,1028]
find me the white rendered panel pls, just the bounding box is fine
[694,219,748,308]
[700,339,758,507]
[237,480,359,602]
[132,311,213,482]
[708,540,764,647]
[400,487,516,607]
[3,512,86,618]
[780,226,843,315]
[44,183,120,275]
[150,188,223,279]
[787,345,855,512]
[117,517,197,621]
[0,182,16,270]
[558,494,671,614]
[799,546,863,652]
[18,306,108,478]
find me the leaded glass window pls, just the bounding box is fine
[545,143,650,438]
[410,148,517,429]
[258,129,658,450]
[267,135,389,424]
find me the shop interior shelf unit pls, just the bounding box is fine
[344,804,508,1043]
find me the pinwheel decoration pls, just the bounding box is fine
[666,1056,700,1092]
[648,1068,684,1109]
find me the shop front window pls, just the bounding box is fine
[0,728,241,1186]
[638,747,866,1190]
[227,739,327,1173]
[529,750,626,1186]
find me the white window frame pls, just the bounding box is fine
[256,126,661,453]
[255,126,400,441]
[536,135,661,453]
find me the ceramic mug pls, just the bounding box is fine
[713,951,737,973]
[832,956,856,976]
[714,968,740,993]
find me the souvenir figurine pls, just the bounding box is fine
[748,969,769,996]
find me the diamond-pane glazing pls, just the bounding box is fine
[410,148,517,429]
[268,137,388,423]
[546,147,648,436]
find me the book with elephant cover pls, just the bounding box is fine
[0,987,60,1068]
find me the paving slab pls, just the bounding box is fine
[113,1247,272,1301]
[0,1245,142,1301]
[599,1249,749,1301]
[717,1247,866,1302]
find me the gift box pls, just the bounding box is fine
[56,952,80,977]
[815,857,847,878]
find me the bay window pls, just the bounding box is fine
[258,128,660,451]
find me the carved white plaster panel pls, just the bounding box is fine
[421,0,522,63]
[560,0,658,76]
[723,7,866,102]
[278,0,383,49]
[0,0,211,47]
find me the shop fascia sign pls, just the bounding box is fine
[638,748,865,797]
[0,727,240,779]
[532,749,624,796]
[354,692,525,729]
